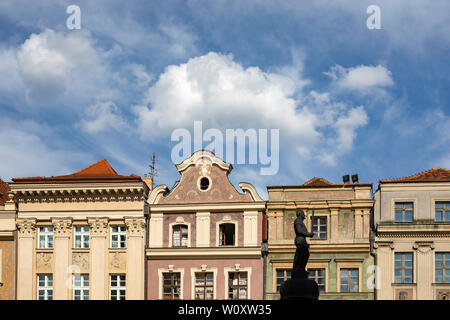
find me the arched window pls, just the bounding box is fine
[219,223,235,246]
[172,224,188,247]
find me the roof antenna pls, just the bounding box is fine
[145,152,158,179]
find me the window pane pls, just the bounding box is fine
[436,211,443,221]
[395,211,402,222]
[436,270,443,283]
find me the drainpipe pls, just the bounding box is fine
[261,208,269,300]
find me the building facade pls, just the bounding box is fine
[374,168,450,300]
[146,151,265,300]
[265,177,374,300]
[0,179,16,300]
[8,159,151,300]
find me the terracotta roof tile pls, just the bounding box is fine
[12,159,141,184]
[303,177,334,187]
[267,176,372,189]
[380,168,450,183]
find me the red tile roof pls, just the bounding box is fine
[11,159,141,184]
[380,168,450,183]
[0,179,10,205]
[267,177,372,189]
[303,177,334,187]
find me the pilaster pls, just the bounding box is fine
[16,218,36,300]
[88,217,108,300]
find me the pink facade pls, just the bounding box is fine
[146,151,265,300]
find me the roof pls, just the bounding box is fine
[0,179,10,205]
[267,176,372,189]
[379,168,450,183]
[11,159,142,184]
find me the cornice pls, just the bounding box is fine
[146,247,262,259]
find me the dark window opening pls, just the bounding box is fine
[200,177,210,190]
[219,223,235,246]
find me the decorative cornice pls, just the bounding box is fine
[52,218,73,237]
[239,182,263,202]
[413,241,435,253]
[88,217,109,236]
[373,240,394,249]
[16,218,37,237]
[376,232,450,238]
[12,188,145,204]
[125,217,146,237]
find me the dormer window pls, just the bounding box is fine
[173,225,188,247]
[199,177,210,191]
[219,223,235,246]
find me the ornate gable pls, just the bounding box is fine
[156,151,256,204]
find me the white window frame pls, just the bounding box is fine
[110,226,127,249]
[224,267,252,300]
[38,226,54,249]
[73,226,90,249]
[37,274,53,300]
[73,274,89,300]
[190,267,218,300]
[109,274,126,300]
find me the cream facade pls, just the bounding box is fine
[374,168,450,300]
[266,178,374,300]
[9,160,150,300]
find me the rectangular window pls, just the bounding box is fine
[308,268,326,292]
[110,275,126,300]
[311,217,327,240]
[172,225,188,247]
[110,226,126,248]
[228,272,248,299]
[37,274,53,300]
[219,223,235,246]
[38,226,53,249]
[395,253,413,283]
[276,269,291,293]
[73,274,89,300]
[74,226,90,249]
[435,202,450,222]
[435,253,450,283]
[163,272,181,300]
[340,268,359,292]
[395,202,413,222]
[194,272,214,300]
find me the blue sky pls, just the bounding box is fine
[0,0,449,198]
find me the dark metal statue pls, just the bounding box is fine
[291,209,314,279]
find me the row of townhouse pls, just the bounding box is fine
[0,150,449,300]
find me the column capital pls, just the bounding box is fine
[52,218,73,237]
[88,217,109,237]
[125,217,146,237]
[16,218,37,237]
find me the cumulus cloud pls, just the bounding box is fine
[133,52,368,166]
[325,64,394,91]
[78,102,128,133]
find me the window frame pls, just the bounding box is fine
[227,271,248,300]
[37,274,53,300]
[435,201,450,222]
[73,226,90,249]
[394,252,414,284]
[310,216,328,240]
[162,272,182,300]
[275,269,291,293]
[37,226,54,249]
[73,274,89,300]
[110,226,127,249]
[308,268,326,292]
[218,223,236,246]
[172,224,189,247]
[435,252,450,283]
[339,268,359,293]
[109,274,126,300]
[194,272,214,300]
[394,201,414,223]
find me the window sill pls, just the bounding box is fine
[432,283,450,286]
[391,283,416,286]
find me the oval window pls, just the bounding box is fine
[199,177,210,191]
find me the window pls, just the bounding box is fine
[340,269,358,292]
[38,226,53,249]
[199,177,210,191]
[110,226,126,248]
[435,253,450,283]
[228,272,248,299]
[395,202,413,222]
[311,217,327,240]
[395,253,413,283]
[110,275,126,300]
[435,202,450,222]
[276,269,291,292]
[172,225,188,247]
[308,269,326,292]
[73,274,89,300]
[74,226,90,249]
[163,272,181,300]
[37,274,53,300]
[194,272,214,299]
[219,223,235,246]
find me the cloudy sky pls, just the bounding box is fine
[0,0,449,198]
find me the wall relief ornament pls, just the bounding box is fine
[36,252,53,271]
[109,252,126,270]
[72,252,89,271]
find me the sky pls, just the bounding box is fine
[0,0,449,199]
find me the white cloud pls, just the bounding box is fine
[78,102,128,133]
[127,63,153,87]
[325,64,394,91]
[134,52,368,166]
